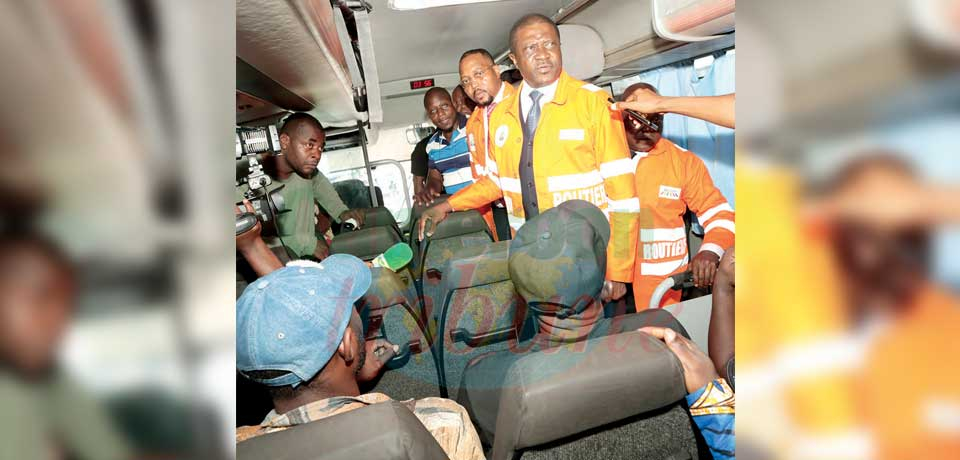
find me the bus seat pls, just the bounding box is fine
[363,206,403,239]
[487,331,697,460]
[333,179,384,210]
[359,267,439,400]
[558,24,605,81]
[236,400,449,460]
[512,403,699,460]
[431,241,533,399]
[414,209,493,281]
[457,309,691,444]
[404,195,444,237]
[330,225,402,261]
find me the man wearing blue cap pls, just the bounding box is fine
[235,254,484,460]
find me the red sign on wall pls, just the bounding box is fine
[409,78,435,90]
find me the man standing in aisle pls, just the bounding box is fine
[458,48,517,240]
[419,14,640,301]
[619,83,735,307]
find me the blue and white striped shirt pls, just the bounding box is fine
[426,116,473,194]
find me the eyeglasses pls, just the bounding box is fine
[460,65,493,87]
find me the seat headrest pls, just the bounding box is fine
[490,331,687,460]
[439,241,512,292]
[559,24,605,81]
[363,207,399,230]
[330,226,401,260]
[427,210,491,241]
[237,400,448,460]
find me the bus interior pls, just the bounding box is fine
[236,1,734,458]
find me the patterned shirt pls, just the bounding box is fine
[236,392,485,460]
[686,378,735,460]
[426,116,473,194]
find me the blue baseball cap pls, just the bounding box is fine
[236,254,371,387]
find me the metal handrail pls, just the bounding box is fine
[326,159,413,226]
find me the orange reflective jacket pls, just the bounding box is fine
[464,82,516,178]
[633,138,735,307]
[462,82,517,239]
[448,71,640,283]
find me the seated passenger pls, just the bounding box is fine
[620,83,735,307]
[638,325,735,459]
[457,201,685,436]
[238,112,365,260]
[236,199,412,276]
[507,200,683,343]
[0,230,132,459]
[235,255,484,460]
[710,247,735,382]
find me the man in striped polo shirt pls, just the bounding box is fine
[423,87,473,195]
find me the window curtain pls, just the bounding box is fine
[621,50,736,208]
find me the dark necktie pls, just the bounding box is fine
[519,90,542,219]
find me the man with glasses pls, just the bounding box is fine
[457,48,517,239]
[420,14,640,303]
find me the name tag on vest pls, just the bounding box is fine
[558,129,584,141]
[659,185,681,200]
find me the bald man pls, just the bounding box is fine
[620,83,735,307]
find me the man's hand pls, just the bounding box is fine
[413,187,441,207]
[312,240,330,261]
[418,201,453,241]
[611,89,664,115]
[717,247,734,288]
[415,171,444,206]
[339,209,366,228]
[639,326,718,394]
[356,338,399,383]
[600,280,627,302]
[690,251,720,288]
[236,200,262,252]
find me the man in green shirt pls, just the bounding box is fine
[0,230,132,460]
[264,113,365,259]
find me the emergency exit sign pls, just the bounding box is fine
[409,78,435,90]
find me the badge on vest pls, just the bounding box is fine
[495,125,509,147]
[558,129,584,141]
[467,133,476,153]
[659,185,681,200]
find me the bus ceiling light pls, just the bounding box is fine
[652,0,735,42]
[388,0,504,11]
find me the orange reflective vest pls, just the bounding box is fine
[448,71,640,283]
[462,82,517,239]
[633,138,735,307]
[465,81,517,178]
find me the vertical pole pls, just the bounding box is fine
[357,121,379,207]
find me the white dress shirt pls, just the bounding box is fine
[519,77,559,123]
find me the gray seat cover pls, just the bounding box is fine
[330,225,401,261]
[236,400,449,460]
[489,330,688,460]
